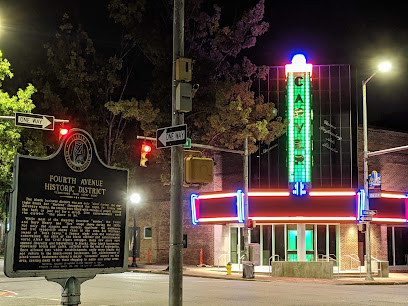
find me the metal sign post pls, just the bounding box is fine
[169,1,185,304]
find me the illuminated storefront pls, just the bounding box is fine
[190,188,407,269]
[188,54,408,272]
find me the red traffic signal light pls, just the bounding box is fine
[142,143,152,153]
[248,219,256,229]
[140,143,152,167]
[60,128,69,136]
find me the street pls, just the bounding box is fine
[1,267,408,305]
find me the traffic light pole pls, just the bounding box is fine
[170,0,184,305]
[243,138,250,267]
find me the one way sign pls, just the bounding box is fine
[156,124,187,149]
[15,112,55,131]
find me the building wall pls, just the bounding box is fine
[135,127,407,266]
[135,151,231,265]
[358,127,408,191]
[339,224,359,270]
[340,223,389,271]
[371,224,388,261]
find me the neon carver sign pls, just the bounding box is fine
[285,54,312,185]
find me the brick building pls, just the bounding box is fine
[133,56,408,273]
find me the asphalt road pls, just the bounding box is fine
[1,269,408,305]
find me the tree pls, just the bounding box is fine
[109,0,286,155]
[0,51,37,221]
[33,14,159,167]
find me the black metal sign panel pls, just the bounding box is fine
[156,124,187,148]
[4,129,128,278]
[15,112,55,131]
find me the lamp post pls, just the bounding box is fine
[362,61,391,280]
[130,193,141,268]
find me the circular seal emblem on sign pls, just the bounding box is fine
[64,132,92,172]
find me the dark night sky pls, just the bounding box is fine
[0,0,407,132]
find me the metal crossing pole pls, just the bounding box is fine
[243,137,249,262]
[169,0,184,304]
[362,79,374,281]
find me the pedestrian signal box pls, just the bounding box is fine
[185,156,214,184]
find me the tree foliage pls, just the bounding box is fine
[0,51,37,219]
[33,14,159,167]
[109,0,286,154]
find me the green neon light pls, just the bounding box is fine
[305,230,313,251]
[288,230,297,250]
[287,71,312,183]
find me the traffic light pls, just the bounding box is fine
[184,156,214,184]
[248,219,256,229]
[58,127,69,141]
[358,223,367,233]
[60,128,69,136]
[140,143,152,167]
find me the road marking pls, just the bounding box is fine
[0,289,17,297]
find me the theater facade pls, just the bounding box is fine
[186,55,408,272]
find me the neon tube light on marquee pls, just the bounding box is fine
[285,54,312,184]
[372,217,407,223]
[250,216,356,221]
[309,191,356,197]
[248,191,290,197]
[190,191,245,225]
[356,189,365,222]
[380,193,407,199]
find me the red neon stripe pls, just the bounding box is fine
[309,191,356,197]
[195,197,199,221]
[406,198,408,221]
[372,217,407,223]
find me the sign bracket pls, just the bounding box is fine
[47,275,95,306]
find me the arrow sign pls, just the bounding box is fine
[362,210,377,216]
[156,124,187,149]
[360,215,372,222]
[15,112,55,131]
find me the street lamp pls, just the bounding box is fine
[362,61,391,280]
[130,192,141,267]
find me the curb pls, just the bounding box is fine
[341,281,408,286]
[128,269,408,285]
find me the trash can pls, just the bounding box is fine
[242,261,254,279]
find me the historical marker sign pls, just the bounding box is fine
[156,124,187,148]
[15,112,55,131]
[4,129,129,279]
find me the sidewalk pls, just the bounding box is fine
[128,264,408,285]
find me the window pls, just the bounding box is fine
[144,226,152,239]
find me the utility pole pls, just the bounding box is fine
[362,79,373,281]
[169,0,184,305]
[243,137,249,262]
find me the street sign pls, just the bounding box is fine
[184,138,192,149]
[15,112,55,131]
[368,171,381,188]
[369,192,381,198]
[156,124,187,148]
[362,210,377,216]
[361,216,372,222]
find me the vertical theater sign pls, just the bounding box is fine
[285,54,313,188]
